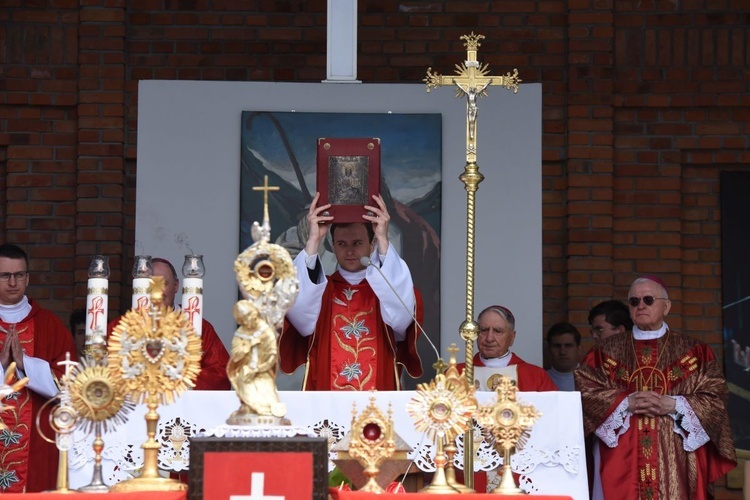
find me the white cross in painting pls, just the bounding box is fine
[229,472,285,500]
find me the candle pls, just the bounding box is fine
[131,255,153,310]
[181,254,205,337]
[85,255,109,354]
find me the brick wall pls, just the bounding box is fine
[0,1,747,493]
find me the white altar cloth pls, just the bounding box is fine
[68,390,588,499]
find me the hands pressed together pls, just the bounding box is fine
[628,390,676,416]
[0,325,24,372]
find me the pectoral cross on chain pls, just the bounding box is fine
[424,32,521,162]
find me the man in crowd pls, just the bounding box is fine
[587,299,632,344]
[0,244,78,492]
[280,192,422,390]
[108,258,231,390]
[69,308,86,359]
[460,305,557,391]
[545,322,582,391]
[575,275,736,500]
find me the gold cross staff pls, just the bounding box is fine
[424,32,522,489]
[424,32,521,163]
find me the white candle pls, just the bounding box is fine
[182,277,203,337]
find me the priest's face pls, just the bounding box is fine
[628,280,671,331]
[0,256,29,306]
[589,314,624,343]
[477,310,516,359]
[152,261,179,308]
[332,223,375,272]
[548,333,581,373]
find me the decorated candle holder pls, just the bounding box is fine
[85,255,110,362]
[181,254,205,337]
[131,255,153,310]
[107,277,202,492]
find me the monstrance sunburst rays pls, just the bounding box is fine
[407,372,477,493]
[106,277,202,492]
[67,358,135,492]
[69,359,134,433]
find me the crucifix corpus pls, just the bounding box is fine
[424,32,522,489]
[425,32,521,161]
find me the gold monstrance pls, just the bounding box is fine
[107,277,202,492]
[475,376,540,494]
[407,367,477,494]
[424,32,521,487]
[226,175,299,425]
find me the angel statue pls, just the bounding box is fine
[226,177,299,426]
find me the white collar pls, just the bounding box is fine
[0,296,32,324]
[479,350,512,368]
[633,322,668,340]
[338,268,366,285]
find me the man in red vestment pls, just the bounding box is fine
[280,193,422,390]
[458,305,558,392]
[575,275,736,500]
[108,258,230,390]
[0,244,78,493]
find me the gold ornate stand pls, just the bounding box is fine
[111,396,185,492]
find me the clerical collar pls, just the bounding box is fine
[479,350,512,368]
[339,268,366,285]
[0,296,31,324]
[548,364,579,375]
[633,322,668,340]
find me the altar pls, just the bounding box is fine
[69,391,588,499]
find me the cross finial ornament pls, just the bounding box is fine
[253,175,280,221]
[251,176,280,243]
[424,32,522,162]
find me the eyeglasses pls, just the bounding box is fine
[628,296,667,307]
[0,271,28,282]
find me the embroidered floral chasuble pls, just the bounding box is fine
[0,301,76,493]
[329,281,382,390]
[280,272,423,391]
[575,331,736,500]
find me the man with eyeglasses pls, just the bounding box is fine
[0,243,78,492]
[587,299,633,344]
[575,275,736,500]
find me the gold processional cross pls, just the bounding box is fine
[424,32,521,489]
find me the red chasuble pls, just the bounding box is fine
[0,300,78,493]
[575,331,736,500]
[457,352,559,392]
[280,272,423,390]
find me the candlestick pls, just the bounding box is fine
[181,254,205,337]
[85,255,109,358]
[132,255,153,310]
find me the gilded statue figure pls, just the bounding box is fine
[226,177,299,426]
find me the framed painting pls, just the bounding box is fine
[188,436,329,500]
[240,111,442,389]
